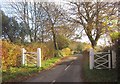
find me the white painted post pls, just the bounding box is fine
[108,50,111,69]
[37,48,41,67]
[22,48,26,66]
[112,50,116,68]
[89,48,94,69]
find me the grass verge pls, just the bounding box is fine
[2,56,63,82]
[82,52,117,82]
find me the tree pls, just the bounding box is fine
[67,2,117,48]
[2,10,20,42]
[76,43,83,52]
[10,1,32,42]
[41,2,64,51]
[19,22,29,43]
[55,23,78,39]
[2,10,9,39]
[9,2,50,43]
[56,35,70,50]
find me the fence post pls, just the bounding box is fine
[112,50,116,68]
[22,48,26,66]
[37,48,41,67]
[108,50,111,69]
[89,48,94,69]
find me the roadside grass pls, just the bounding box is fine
[2,57,61,82]
[83,52,117,82]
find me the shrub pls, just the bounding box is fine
[110,32,120,81]
[2,41,21,70]
[75,43,83,53]
[25,42,55,60]
[56,35,70,50]
[2,41,55,70]
[61,48,71,56]
[83,44,92,52]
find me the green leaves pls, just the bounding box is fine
[110,32,120,42]
[56,35,70,50]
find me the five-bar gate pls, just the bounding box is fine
[94,50,111,69]
[89,48,116,69]
[22,48,41,67]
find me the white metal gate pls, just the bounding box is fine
[22,48,41,67]
[94,50,111,69]
[89,49,116,69]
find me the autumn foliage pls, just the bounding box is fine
[2,41,22,70]
[61,48,71,56]
[2,41,55,70]
[2,39,73,70]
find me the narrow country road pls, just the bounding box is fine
[24,54,83,83]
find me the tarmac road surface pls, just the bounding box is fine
[24,54,83,83]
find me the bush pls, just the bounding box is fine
[2,41,22,70]
[61,48,71,56]
[25,42,54,60]
[56,35,70,50]
[110,32,120,81]
[83,43,92,52]
[75,43,83,53]
[2,41,55,70]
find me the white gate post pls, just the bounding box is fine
[112,50,116,68]
[108,50,111,69]
[22,48,26,66]
[37,48,41,67]
[89,48,94,69]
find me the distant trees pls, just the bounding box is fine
[2,10,20,42]
[2,2,63,45]
[2,1,118,50]
[2,1,77,57]
[10,2,46,43]
[76,43,83,52]
[56,35,70,50]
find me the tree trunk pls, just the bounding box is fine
[91,41,97,49]
[41,29,44,43]
[84,27,97,49]
[34,2,37,42]
[51,26,58,51]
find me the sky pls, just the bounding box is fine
[0,0,113,46]
[75,29,111,46]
